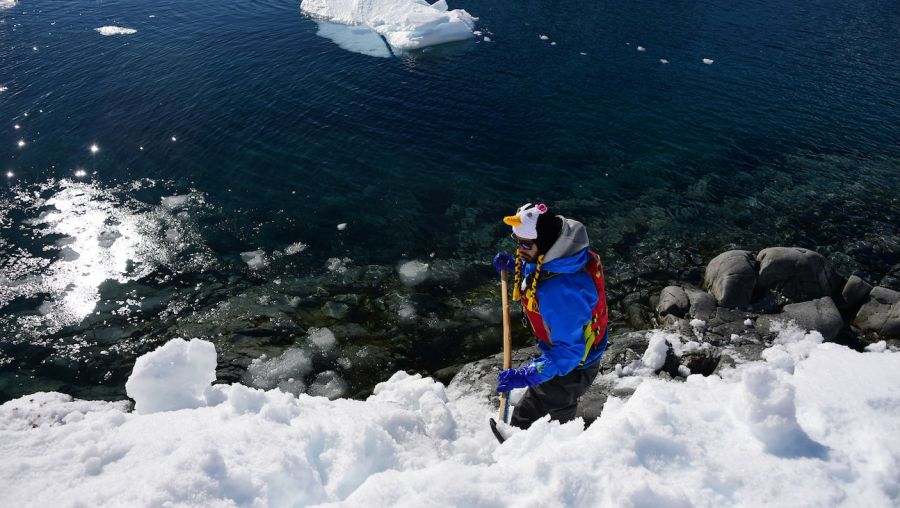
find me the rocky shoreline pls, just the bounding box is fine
[447,246,900,424]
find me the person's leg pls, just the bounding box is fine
[509,361,601,429]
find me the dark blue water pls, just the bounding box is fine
[2,0,899,401]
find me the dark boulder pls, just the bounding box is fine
[853,287,900,340]
[703,250,757,309]
[756,247,840,303]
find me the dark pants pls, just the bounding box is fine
[509,360,601,429]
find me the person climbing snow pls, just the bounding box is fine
[493,203,609,429]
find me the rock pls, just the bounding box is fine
[703,250,757,309]
[713,353,736,375]
[322,301,351,320]
[758,297,843,340]
[756,247,840,303]
[680,348,720,376]
[853,287,900,340]
[842,275,872,310]
[685,289,717,321]
[656,286,689,317]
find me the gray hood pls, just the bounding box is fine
[542,216,590,264]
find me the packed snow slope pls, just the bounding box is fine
[300,0,476,50]
[2,325,899,507]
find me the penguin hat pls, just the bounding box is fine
[503,203,548,240]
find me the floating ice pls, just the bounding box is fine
[660,58,669,64]
[301,0,476,51]
[95,26,137,36]
[337,222,347,230]
[539,35,549,40]
[240,249,268,270]
[308,327,337,350]
[483,36,491,42]
[550,42,556,46]
[0,86,8,92]
[398,260,429,286]
[0,0,16,9]
[308,371,347,400]
[637,46,646,52]
[244,348,313,391]
[702,58,714,65]
[327,257,351,273]
[284,241,308,255]
[161,194,190,209]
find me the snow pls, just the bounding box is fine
[124,338,217,414]
[95,26,137,36]
[866,340,887,353]
[301,0,476,51]
[2,325,900,507]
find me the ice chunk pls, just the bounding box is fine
[308,327,337,350]
[483,36,491,42]
[161,194,190,209]
[637,46,646,52]
[337,222,347,230]
[125,339,217,414]
[240,250,268,270]
[284,241,308,255]
[301,0,476,51]
[308,371,347,400]
[744,318,753,327]
[95,26,137,36]
[244,348,313,390]
[702,58,714,65]
[660,59,669,64]
[327,257,351,273]
[0,1,16,10]
[539,35,549,41]
[398,260,429,286]
[315,21,392,58]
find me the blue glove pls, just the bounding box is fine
[492,252,515,274]
[497,364,541,392]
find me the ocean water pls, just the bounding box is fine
[1,0,899,402]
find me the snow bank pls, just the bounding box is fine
[301,0,476,50]
[2,329,900,507]
[95,26,137,36]
[124,338,216,414]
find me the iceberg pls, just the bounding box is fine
[301,0,476,51]
[95,26,137,36]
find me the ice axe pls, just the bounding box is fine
[490,252,515,443]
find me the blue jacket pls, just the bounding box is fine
[523,246,608,384]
